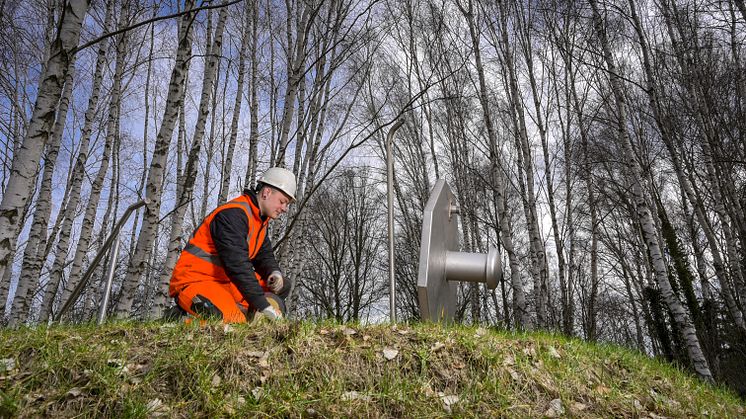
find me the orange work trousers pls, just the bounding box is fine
[175,280,253,324]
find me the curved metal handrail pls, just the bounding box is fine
[54,199,148,322]
[386,118,405,323]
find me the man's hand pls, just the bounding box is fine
[267,271,284,294]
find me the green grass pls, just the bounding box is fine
[1,320,743,418]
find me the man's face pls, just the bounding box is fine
[259,187,291,220]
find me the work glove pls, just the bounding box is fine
[256,305,281,321]
[267,270,284,294]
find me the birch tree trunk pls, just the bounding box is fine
[626,0,745,331]
[515,3,561,331]
[56,25,125,319]
[79,125,121,322]
[728,0,746,22]
[0,241,17,320]
[284,36,341,313]
[267,0,278,163]
[243,0,260,189]
[588,0,713,382]
[576,71,600,340]
[197,9,216,220]
[281,0,349,299]
[128,6,158,268]
[116,0,196,317]
[198,58,221,220]
[586,155,599,340]
[218,1,251,204]
[274,2,315,166]
[660,0,746,316]
[0,0,89,282]
[547,6,597,337]
[460,0,530,329]
[621,259,646,351]
[9,58,76,325]
[146,4,228,319]
[4,0,64,323]
[39,0,114,323]
[492,0,548,327]
[549,39,577,335]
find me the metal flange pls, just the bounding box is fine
[417,180,502,322]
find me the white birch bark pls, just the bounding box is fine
[268,0,278,164]
[9,58,76,325]
[284,57,336,314]
[0,0,59,320]
[542,93,569,333]
[274,2,313,166]
[58,25,127,316]
[626,0,745,331]
[39,0,114,323]
[243,0,260,188]
[663,0,746,312]
[460,0,530,329]
[554,22,595,338]
[218,0,251,204]
[285,14,344,312]
[292,63,307,178]
[78,127,121,322]
[587,177,600,340]
[127,8,158,269]
[560,30,600,337]
[588,0,713,382]
[0,242,15,320]
[115,0,196,317]
[516,6,559,331]
[0,0,89,282]
[146,4,227,319]
[546,35,577,334]
[493,0,547,327]
[198,59,220,220]
[197,10,217,220]
[699,155,746,318]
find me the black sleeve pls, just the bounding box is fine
[251,234,281,279]
[210,208,269,311]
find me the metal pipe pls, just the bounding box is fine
[445,251,487,284]
[97,237,121,324]
[444,247,501,290]
[54,199,148,322]
[386,118,405,323]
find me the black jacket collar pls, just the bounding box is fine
[243,189,268,221]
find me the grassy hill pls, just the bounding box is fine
[1,320,743,418]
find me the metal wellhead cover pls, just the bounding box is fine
[417,180,459,322]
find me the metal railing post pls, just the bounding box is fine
[54,199,148,322]
[386,118,405,323]
[97,236,121,324]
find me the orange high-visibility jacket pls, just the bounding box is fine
[169,192,277,310]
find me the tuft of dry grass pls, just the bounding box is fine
[1,320,743,418]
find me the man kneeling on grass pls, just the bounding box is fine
[167,167,296,323]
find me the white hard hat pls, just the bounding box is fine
[258,167,297,201]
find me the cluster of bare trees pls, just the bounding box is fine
[294,168,387,321]
[0,0,744,388]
